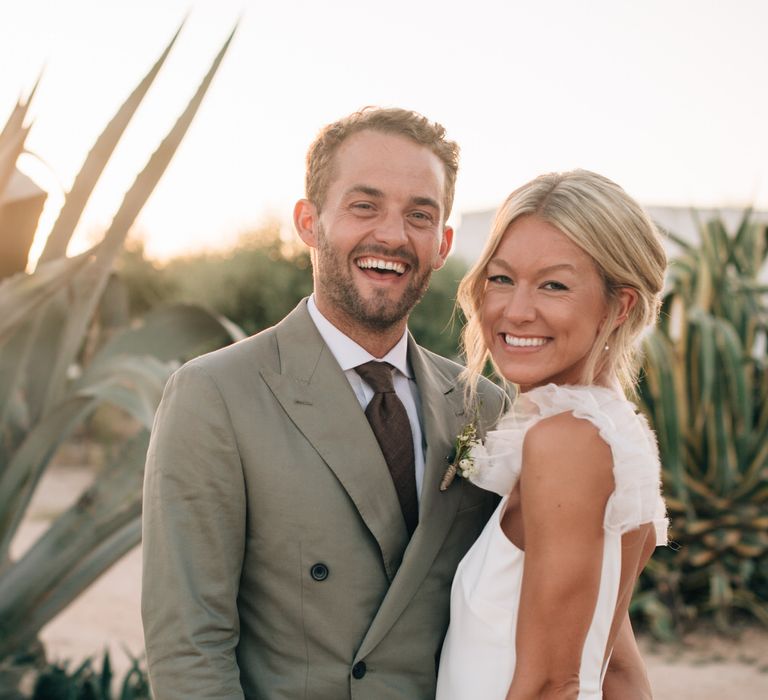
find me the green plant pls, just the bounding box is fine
[0,21,241,672]
[118,229,469,356]
[32,649,150,700]
[636,211,768,637]
[158,223,314,335]
[409,256,468,360]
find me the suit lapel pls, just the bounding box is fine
[260,302,409,580]
[356,337,467,659]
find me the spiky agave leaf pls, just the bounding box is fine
[0,432,147,657]
[37,22,238,419]
[0,355,170,562]
[0,22,241,667]
[38,23,185,264]
[0,74,39,200]
[0,298,240,562]
[0,73,41,144]
[0,127,31,205]
[638,210,768,635]
[0,252,92,347]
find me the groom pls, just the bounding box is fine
[141,107,505,699]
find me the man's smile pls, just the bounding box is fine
[355,256,408,277]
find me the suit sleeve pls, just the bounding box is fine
[142,362,246,699]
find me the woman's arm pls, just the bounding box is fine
[505,412,615,700]
[602,613,652,700]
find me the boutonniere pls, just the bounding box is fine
[440,420,481,491]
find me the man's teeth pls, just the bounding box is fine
[504,335,548,347]
[357,257,406,274]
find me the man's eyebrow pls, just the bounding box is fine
[344,185,383,198]
[411,196,440,210]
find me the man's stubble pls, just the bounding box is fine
[315,223,434,333]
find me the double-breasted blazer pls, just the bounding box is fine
[142,299,505,699]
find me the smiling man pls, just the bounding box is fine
[141,107,505,699]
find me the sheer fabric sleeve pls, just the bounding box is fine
[468,384,668,545]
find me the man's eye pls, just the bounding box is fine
[408,211,435,226]
[542,281,568,291]
[351,202,375,210]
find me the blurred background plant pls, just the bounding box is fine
[31,650,149,700]
[118,228,468,359]
[635,211,768,639]
[0,22,240,697]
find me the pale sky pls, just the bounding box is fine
[3,0,768,261]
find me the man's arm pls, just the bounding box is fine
[142,363,246,700]
[602,613,653,700]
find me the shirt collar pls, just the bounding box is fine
[307,295,412,378]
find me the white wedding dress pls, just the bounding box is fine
[435,384,667,700]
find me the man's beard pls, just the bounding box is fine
[315,226,434,332]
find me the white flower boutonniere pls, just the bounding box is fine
[440,421,481,491]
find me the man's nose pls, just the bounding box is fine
[371,210,408,246]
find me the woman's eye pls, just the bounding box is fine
[487,274,512,285]
[542,281,568,291]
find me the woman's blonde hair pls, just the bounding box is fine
[458,169,667,401]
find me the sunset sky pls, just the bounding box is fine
[2,0,768,262]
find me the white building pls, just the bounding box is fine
[453,205,768,266]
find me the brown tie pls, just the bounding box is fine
[355,361,418,536]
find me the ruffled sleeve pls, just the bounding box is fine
[468,384,668,545]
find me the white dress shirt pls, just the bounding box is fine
[307,295,426,500]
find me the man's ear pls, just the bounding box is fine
[432,225,454,271]
[613,287,638,327]
[293,199,319,248]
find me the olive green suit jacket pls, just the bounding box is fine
[142,300,504,699]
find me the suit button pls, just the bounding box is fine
[352,661,366,679]
[310,563,329,581]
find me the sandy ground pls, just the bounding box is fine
[12,464,768,699]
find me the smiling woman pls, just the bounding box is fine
[480,215,629,392]
[460,171,667,397]
[436,170,668,700]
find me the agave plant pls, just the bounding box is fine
[635,211,768,637]
[0,20,242,677]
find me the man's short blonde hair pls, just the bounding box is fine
[305,107,459,219]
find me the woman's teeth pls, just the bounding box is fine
[504,335,548,347]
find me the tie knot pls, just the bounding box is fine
[355,361,396,393]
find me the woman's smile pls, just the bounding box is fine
[481,214,610,390]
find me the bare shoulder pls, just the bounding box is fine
[522,411,614,504]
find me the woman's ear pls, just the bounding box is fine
[613,287,639,327]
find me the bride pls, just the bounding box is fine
[436,170,667,699]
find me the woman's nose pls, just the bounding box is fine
[502,288,536,323]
